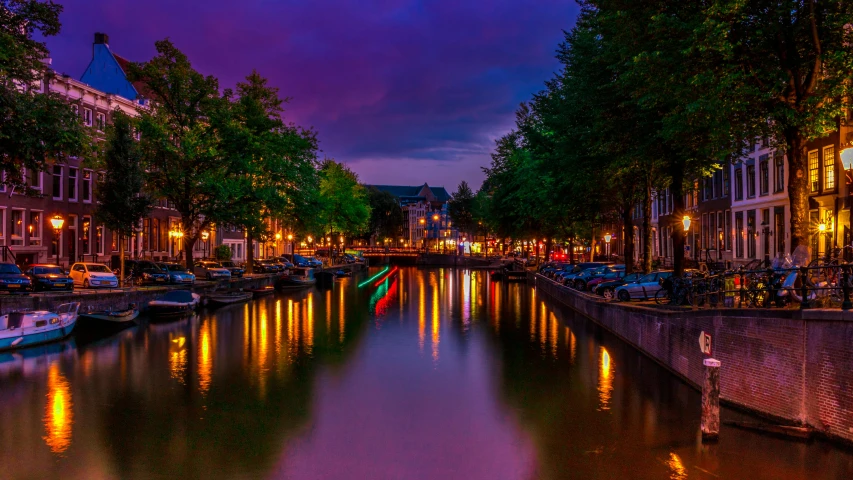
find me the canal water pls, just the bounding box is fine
[1,267,851,479]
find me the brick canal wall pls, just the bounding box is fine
[531,273,853,444]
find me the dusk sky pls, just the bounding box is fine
[46,1,580,192]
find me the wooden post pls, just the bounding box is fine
[701,358,721,441]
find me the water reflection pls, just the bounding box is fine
[0,268,849,480]
[43,362,73,455]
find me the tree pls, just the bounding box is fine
[128,39,228,268]
[1,0,90,190]
[696,0,853,250]
[316,160,371,243]
[366,188,405,244]
[448,181,475,240]
[94,110,152,281]
[215,71,318,273]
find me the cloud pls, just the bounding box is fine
[47,0,579,189]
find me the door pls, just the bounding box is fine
[70,264,85,285]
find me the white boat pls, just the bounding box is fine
[0,303,80,352]
[148,291,201,319]
[206,291,253,306]
[276,268,317,290]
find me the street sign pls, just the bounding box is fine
[699,331,712,356]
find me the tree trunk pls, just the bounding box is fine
[670,166,686,276]
[590,226,597,262]
[643,180,653,273]
[621,204,634,274]
[246,230,255,274]
[785,128,810,252]
[119,233,125,283]
[184,235,196,270]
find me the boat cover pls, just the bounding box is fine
[161,290,194,303]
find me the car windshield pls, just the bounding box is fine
[624,273,642,282]
[639,273,657,283]
[33,266,63,274]
[0,264,22,274]
[203,262,221,268]
[161,264,185,272]
[87,265,112,273]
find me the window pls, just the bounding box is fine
[746,165,756,198]
[28,211,41,246]
[82,170,92,202]
[96,112,106,131]
[703,177,712,201]
[83,108,92,126]
[26,168,41,191]
[11,210,23,246]
[714,170,723,198]
[724,210,732,251]
[747,210,756,258]
[735,212,744,258]
[775,207,785,255]
[0,209,5,244]
[82,217,91,255]
[723,168,730,197]
[809,150,819,192]
[67,215,77,262]
[759,155,769,195]
[774,156,784,193]
[761,135,770,148]
[824,146,835,190]
[51,165,62,199]
[735,168,743,200]
[68,167,77,201]
[71,104,79,117]
[0,171,5,193]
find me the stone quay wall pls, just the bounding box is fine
[531,273,853,445]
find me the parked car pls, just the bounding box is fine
[614,271,673,301]
[281,253,311,267]
[157,263,196,284]
[124,260,169,285]
[0,262,33,293]
[554,262,606,283]
[304,256,323,268]
[594,272,644,298]
[194,261,232,280]
[25,264,73,291]
[219,260,245,277]
[572,265,623,290]
[342,253,358,264]
[255,259,282,273]
[70,262,119,288]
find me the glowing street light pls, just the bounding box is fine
[682,216,691,232]
[50,214,64,267]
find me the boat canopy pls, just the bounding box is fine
[161,290,194,303]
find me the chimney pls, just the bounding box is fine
[94,32,109,45]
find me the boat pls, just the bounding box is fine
[79,306,140,324]
[147,291,200,319]
[0,302,80,352]
[276,268,317,290]
[335,270,352,278]
[247,285,275,298]
[206,291,253,306]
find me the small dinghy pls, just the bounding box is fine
[206,291,253,306]
[0,302,80,352]
[148,291,200,319]
[247,286,275,298]
[276,268,317,290]
[79,306,139,324]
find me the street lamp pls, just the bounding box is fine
[604,233,612,259]
[50,214,64,267]
[201,231,210,259]
[682,215,691,232]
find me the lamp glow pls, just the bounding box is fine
[682,216,691,232]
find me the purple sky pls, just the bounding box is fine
[46,1,579,192]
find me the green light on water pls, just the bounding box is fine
[358,266,390,288]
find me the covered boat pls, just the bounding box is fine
[247,285,275,298]
[276,268,316,290]
[206,291,253,306]
[79,305,139,324]
[0,302,80,351]
[148,291,200,319]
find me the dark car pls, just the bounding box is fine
[219,260,245,277]
[25,264,73,291]
[594,272,644,299]
[124,260,169,285]
[0,262,33,293]
[255,259,282,273]
[157,263,196,284]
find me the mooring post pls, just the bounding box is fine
[701,358,721,441]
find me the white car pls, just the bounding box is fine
[194,261,232,280]
[70,262,119,288]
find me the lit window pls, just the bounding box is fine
[824,146,835,190]
[809,150,819,192]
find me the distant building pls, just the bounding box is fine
[365,183,452,248]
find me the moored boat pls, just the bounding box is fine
[335,270,352,278]
[247,286,275,298]
[276,268,317,290]
[79,306,140,324]
[0,302,80,351]
[206,291,253,306]
[148,291,200,319]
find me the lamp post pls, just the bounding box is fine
[287,233,294,256]
[604,233,612,260]
[50,214,64,267]
[275,232,281,258]
[201,231,210,259]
